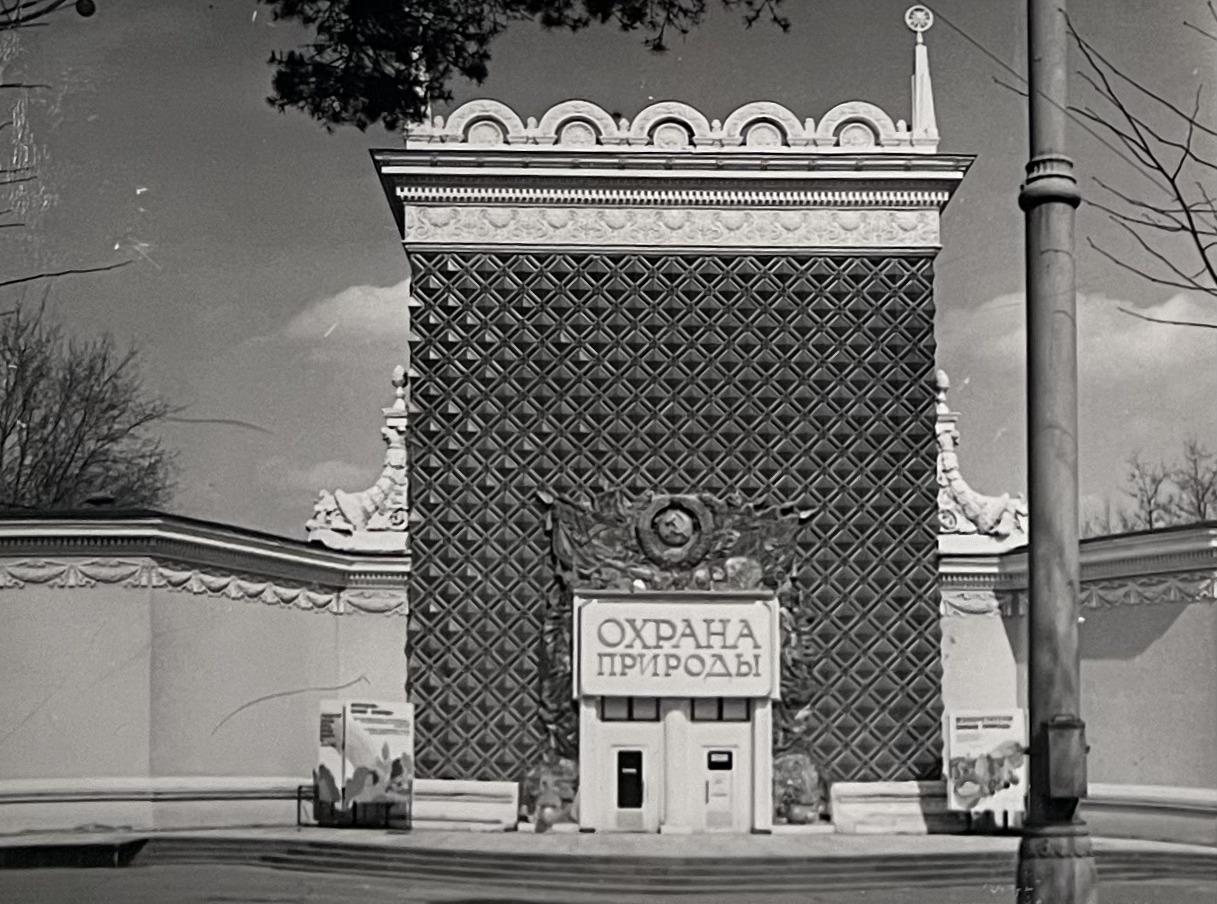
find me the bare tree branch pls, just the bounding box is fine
[1069,15,1217,313]
[1115,305,1217,329]
[1174,438,1217,520]
[1121,453,1177,530]
[0,0,75,32]
[1,303,177,509]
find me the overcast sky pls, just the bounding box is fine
[3,0,1215,538]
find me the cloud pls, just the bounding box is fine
[282,277,413,344]
[937,290,1216,510]
[266,458,375,496]
[945,291,1216,380]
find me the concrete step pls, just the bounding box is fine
[122,837,1217,892]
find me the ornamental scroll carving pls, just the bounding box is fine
[535,488,811,761]
[936,370,1028,542]
[403,206,940,249]
[0,558,406,616]
[307,366,412,554]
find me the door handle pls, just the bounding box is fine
[705,781,709,805]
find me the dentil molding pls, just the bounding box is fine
[403,205,940,249]
[0,557,407,617]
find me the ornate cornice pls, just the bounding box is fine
[395,186,954,209]
[376,97,971,252]
[998,570,1217,618]
[0,557,405,616]
[0,513,410,616]
[402,205,941,250]
[938,523,1217,617]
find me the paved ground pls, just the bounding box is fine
[2,826,1208,858]
[2,864,1215,904]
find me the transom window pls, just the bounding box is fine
[599,696,660,722]
[690,697,751,722]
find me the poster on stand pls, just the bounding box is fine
[944,709,1027,813]
[315,699,414,828]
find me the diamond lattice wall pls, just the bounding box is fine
[407,251,942,783]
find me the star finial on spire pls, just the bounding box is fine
[905,5,934,44]
[906,5,939,146]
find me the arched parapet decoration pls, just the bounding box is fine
[720,102,808,148]
[535,100,623,147]
[442,99,528,146]
[628,101,714,148]
[815,101,899,150]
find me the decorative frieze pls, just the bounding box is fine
[940,519,1217,617]
[0,556,407,616]
[999,570,1217,618]
[403,205,940,249]
[940,589,1002,618]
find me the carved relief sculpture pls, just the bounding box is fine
[307,366,413,554]
[537,489,813,761]
[935,370,1029,542]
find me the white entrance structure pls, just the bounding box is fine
[573,590,779,834]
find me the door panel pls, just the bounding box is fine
[705,749,736,830]
[608,743,660,832]
[616,749,644,809]
[685,712,752,833]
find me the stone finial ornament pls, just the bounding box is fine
[906,5,939,146]
[305,366,412,554]
[935,369,1029,543]
[905,4,934,39]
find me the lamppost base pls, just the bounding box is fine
[1016,820,1098,904]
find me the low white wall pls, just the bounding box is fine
[0,776,302,834]
[0,777,519,835]
[940,525,1217,793]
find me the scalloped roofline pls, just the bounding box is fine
[405,98,939,154]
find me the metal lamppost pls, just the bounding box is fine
[1015,0,1098,902]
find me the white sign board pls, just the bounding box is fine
[577,600,776,698]
[944,709,1027,813]
[316,699,414,826]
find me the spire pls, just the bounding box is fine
[906,5,939,149]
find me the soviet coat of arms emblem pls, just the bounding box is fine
[637,493,714,568]
[538,487,811,594]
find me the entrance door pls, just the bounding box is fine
[609,745,660,832]
[686,698,753,833]
[703,749,737,831]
